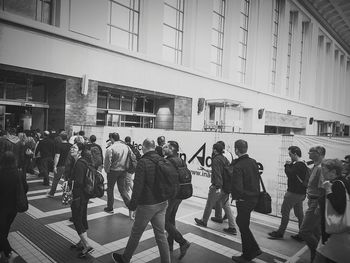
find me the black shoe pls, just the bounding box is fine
[111,253,125,263]
[70,243,83,250]
[231,255,250,263]
[194,218,207,227]
[211,217,223,223]
[268,231,283,239]
[291,234,304,242]
[179,241,191,259]
[223,227,237,235]
[104,207,114,214]
[77,247,93,258]
[246,249,262,261]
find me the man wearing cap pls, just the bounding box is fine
[299,146,326,263]
[104,132,129,213]
[35,131,55,186]
[194,142,236,235]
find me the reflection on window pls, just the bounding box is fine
[97,92,108,108]
[96,111,106,126]
[1,0,54,25]
[163,0,184,64]
[109,93,120,109]
[271,0,279,92]
[121,95,132,111]
[237,0,250,83]
[108,0,140,51]
[0,82,4,98]
[286,12,295,95]
[211,0,225,77]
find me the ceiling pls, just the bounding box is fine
[298,0,350,55]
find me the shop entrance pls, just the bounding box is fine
[0,105,47,132]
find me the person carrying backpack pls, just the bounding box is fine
[67,143,93,258]
[86,135,103,171]
[163,141,191,259]
[112,138,171,263]
[194,142,236,235]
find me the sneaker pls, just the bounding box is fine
[231,255,251,263]
[211,217,223,223]
[246,249,263,261]
[268,231,283,239]
[194,218,207,227]
[104,207,114,214]
[179,241,191,259]
[77,247,93,258]
[111,253,125,263]
[223,227,237,235]
[291,234,304,242]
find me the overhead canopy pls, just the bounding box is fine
[206,99,242,107]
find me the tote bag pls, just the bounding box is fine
[325,180,350,234]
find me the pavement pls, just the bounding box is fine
[5,173,312,263]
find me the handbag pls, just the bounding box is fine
[254,173,272,214]
[62,180,74,206]
[325,180,350,234]
[16,173,29,213]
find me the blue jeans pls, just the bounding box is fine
[299,198,321,262]
[106,170,129,209]
[277,191,305,235]
[122,201,170,263]
[202,185,235,228]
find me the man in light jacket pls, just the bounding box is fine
[104,132,129,213]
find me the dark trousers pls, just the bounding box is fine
[71,196,89,235]
[165,198,186,249]
[39,157,53,184]
[236,199,260,260]
[0,210,17,257]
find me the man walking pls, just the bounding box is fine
[104,132,129,213]
[47,132,72,197]
[268,146,308,240]
[299,146,326,262]
[111,139,170,263]
[163,140,191,259]
[194,142,236,235]
[231,139,262,263]
[35,131,55,186]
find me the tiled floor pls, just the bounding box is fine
[5,174,311,263]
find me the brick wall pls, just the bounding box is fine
[65,78,98,130]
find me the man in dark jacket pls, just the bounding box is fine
[163,140,191,259]
[194,142,236,234]
[231,139,262,263]
[35,131,55,186]
[268,146,308,240]
[111,138,170,263]
[0,128,21,167]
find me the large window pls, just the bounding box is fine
[211,0,226,77]
[108,0,140,51]
[271,0,280,92]
[163,0,185,64]
[0,0,55,25]
[96,89,156,127]
[238,0,250,83]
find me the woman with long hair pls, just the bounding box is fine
[68,143,93,258]
[315,159,350,263]
[0,151,27,262]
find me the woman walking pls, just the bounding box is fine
[68,142,93,258]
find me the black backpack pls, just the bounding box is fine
[145,156,179,202]
[84,165,105,198]
[168,158,193,200]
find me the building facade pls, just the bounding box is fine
[0,0,349,135]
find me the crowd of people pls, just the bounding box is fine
[1,126,350,263]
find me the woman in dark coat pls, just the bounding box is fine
[0,151,27,262]
[68,143,93,258]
